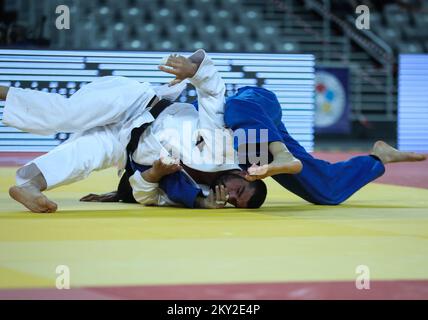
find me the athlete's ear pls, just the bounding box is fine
[235,171,248,178]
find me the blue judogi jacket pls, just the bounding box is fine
[130,161,202,208]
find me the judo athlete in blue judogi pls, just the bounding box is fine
[82,85,425,208]
[144,86,426,207]
[224,86,388,205]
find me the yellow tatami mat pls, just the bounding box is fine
[0,167,428,294]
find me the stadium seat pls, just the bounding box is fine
[137,23,160,39]
[195,25,223,49]
[217,40,241,52]
[167,23,192,39]
[104,0,128,11]
[178,8,207,29]
[134,0,157,6]
[189,0,216,13]
[256,23,281,40]
[412,12,428,28]
[237,9,263,27]
[151,7,175,24]
[123,6,144,26]
[273,41,301,53]
[219,0,243,14]
[152,39,180,51]
[377,27,402,47]
[403,26,428,42]
[74,20,98,49]
[93,38,114,50]
[122,39,151,50]
[244,40,272,53]
[367,12,383,30]
[94,6,114,22]
[385,12,410,27]
[210,9,233,26]
[383,3,402,14]
[189,40,212,52]
[397,42,424,53]
[162,0,183,10]
[227,25,251,41]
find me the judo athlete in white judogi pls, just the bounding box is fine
[0,50,273,213]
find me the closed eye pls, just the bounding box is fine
[238,186,244,198]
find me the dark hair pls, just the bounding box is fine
[247,179,267,208]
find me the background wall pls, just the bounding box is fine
[0,50,315,152]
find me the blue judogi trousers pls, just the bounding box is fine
[224,86,385,205]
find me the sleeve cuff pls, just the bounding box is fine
[2,87,21,127]
[188,49,212,87]
[184,187,203,208]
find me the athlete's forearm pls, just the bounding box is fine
[141,168,162,183]
[194,196,205,208]
[0,86,9,100]
[140,159,182,183]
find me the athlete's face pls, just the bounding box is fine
[219,174,255,208]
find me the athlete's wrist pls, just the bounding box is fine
[195,196,210,209]
[141,168,162,183]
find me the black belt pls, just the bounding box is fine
[125,96,172,157]
[117,96,173,203]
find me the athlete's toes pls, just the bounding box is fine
[245,174,258,181]
[46,200,58,213]
[292,159,303,173]
[248,164,268,176]
[35,196,57,214]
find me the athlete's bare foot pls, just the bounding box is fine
[9,184,57,213]
[371,140,426,164]
[245,151,303,181]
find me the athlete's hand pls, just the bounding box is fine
[196,185,229,209]
[153,157,182,176]
[80,191,119,202]
[143,158,182,183]
[158,54,198,86]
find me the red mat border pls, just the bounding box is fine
[1,280,428,300]
[2,152,427,189]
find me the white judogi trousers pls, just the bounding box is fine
[2,76,156,189]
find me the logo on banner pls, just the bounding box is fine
[315,71,346,129]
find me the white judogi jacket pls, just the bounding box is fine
[129,49,240,206]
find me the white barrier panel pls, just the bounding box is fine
[398,54,428,152]
[0,50,315,152]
